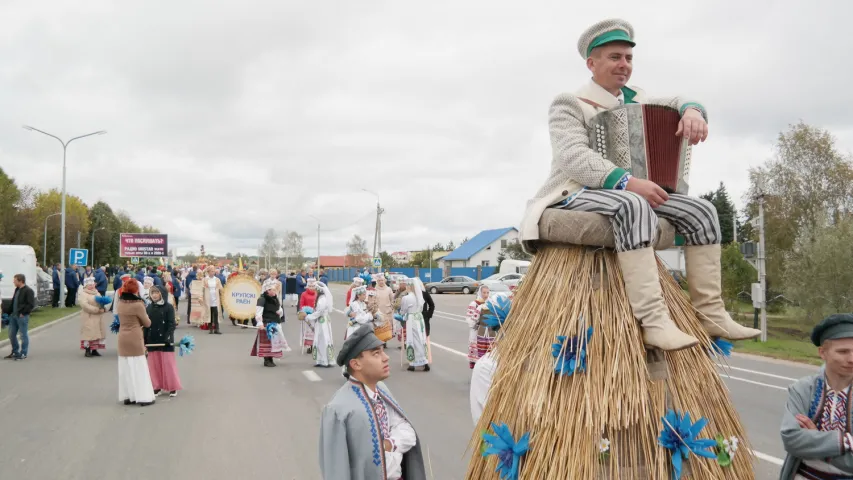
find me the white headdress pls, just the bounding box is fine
[407,278,425,309]
[353,277,365,285]
[262,279,277,293]
[83,276,96,287]
[353,285,367,298]
[318,282,334,310]
[143,276,154,287]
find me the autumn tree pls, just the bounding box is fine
[281,231,305,269]
[700,182,737,245]
[32,189,90,264]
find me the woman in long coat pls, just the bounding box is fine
[199,266,224,334]
[115,278,156,406]
[78,277,107,357]
[144,285,182,397]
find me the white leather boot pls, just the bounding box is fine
[685,244,761,340]
[618,248,699,351]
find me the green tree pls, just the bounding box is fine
[346,234,368,256]
[32,189,90,264]
[447,240,456,251]
[784,219,853,323]
[502,240,533,261]
[700,182,737,244]
[746,122,853,288]
[89,201,120,266]
[379,251,398,269]
[432,242,445,252]
[720,243,755,314]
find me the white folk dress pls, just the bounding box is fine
[345,300,374,340]
[305,292,335,367]
[400,293,429,368]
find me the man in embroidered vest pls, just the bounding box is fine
[518,18,760,351]
[780,313,853,479]
[319,325,426,480]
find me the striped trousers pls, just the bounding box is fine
[559,190,721,252]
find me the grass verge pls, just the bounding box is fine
[729,312,822,365]
[1,306,81,341]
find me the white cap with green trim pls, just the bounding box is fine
[577,19,635,59]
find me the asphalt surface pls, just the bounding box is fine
[0,284,812,479]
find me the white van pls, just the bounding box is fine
[0,245,52,309]
[498,259,530,275]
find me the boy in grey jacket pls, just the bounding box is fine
[780,313,853,479]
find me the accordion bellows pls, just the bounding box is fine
[590,104,691,194]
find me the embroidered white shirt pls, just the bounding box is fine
[364,385,417,480]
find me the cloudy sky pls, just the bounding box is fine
[2,0,849,257]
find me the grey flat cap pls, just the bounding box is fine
[336,324,385,367]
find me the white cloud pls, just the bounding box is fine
[1,0,849,256]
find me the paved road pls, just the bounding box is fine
[0,284,812,479]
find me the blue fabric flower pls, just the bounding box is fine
[658,410,717,479]
[359,272,373,285]
[266,322,277,340]
[482,295,512,330]
[110,314,120,334]
[708,337,733,357]
[481,422,530,480]
[300,306,314,315]
[94,295,112,306]
[551,327,593,376]
[394,313,406,323]
[178,335,195,356]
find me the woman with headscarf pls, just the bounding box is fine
[466,285,491,369]
[344,285,372,340]
[161,271,179,324]
[144,285,182,397]
[298,277,318,353]
[399,278,430,372]
[300,281,335,368]
[345,277,365,307]
[142,276,155,306]
[268,269,283,304]
[78,276,107,357]
[250,279,289,367]
[200,266,223,335]
[115,278,156,406]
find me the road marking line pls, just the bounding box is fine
[716,364,797,382]
[752,450,784,466]
[302,370,322,382]
[432,314,467,324]
[720,374,787,391]
[429,341,468,358]
[435,310,467,319]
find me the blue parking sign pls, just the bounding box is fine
[69,248,89,266]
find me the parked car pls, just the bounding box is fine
[425,276,479,294]
[480,272,524,289]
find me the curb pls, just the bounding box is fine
[731,351,821,370]
[0,310,81,349]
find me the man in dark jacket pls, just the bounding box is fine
[184,267,198,320]
[65,266,80,307]
[135,269,146,283]
[319,269,329,285]
[52,264,61,308]
[94,266,108,296]
[296,269,307,309]
[3,274,35,360]
[113,268,125,291]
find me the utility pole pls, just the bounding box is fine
[758,195,768,342]
[362,189,382,273]
[77,231,81,249]
[309,215,321,276]
[43,212,60,266]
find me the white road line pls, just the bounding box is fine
[752,451,784,466]
[432,314,467,324]
[429,341,468,358]
[302,370,322,382]
[720,374,787,391]
[716,364,797,382]
[435,310,467,319]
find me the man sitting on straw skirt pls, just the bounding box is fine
[519,18,760,351]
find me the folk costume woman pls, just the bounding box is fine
[399,278,430,372]
[298,278,318,353]
[302,282,335,368]
[144,286,182,397]
[345,277,365,307]
[373,274,396,345]
[465,285,491,369]
[142,276,154,306]
[78,276,107,357]
[201,266,223,335]
[115,278,156,406]
[345,286,372,340]
[251,279,290,367]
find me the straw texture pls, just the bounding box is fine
[465,245,753,479]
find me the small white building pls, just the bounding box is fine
[439,227,519,269]
[391,251,412,264]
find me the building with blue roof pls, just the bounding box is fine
[438,227,519,269]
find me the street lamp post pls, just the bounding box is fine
[24,125,106,303]
[309,215,321,276]
[91,227,105,267]
[362,188,383,272]
[43,212,61,266]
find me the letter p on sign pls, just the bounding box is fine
[70,248,89,267]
